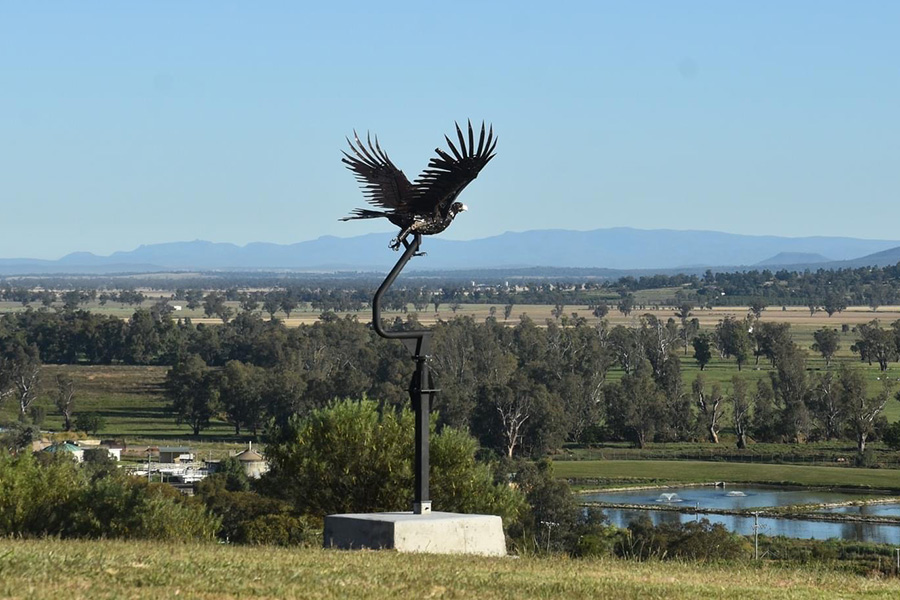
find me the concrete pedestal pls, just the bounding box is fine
[324,511,506,556]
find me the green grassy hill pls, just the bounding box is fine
[1,538,898,600]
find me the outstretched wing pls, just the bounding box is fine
[342,132,414,210]
[410,121,497,213]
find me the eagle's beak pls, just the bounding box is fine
[460,204,468,212]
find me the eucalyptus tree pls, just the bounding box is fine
[811,327,841,367]
[693,374,724,444]
[691,332,712,371]
[54,373,76,432]
[714,316,752,371]
[729,376,751,449]
[165,354,217,436]
[851,320,898,371]
[808,370,842,441]
[604,360,663,449]
[838,365,893,454]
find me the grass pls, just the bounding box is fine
[8,364,235,439]
[554,460,900,490]
[560,440,900,467]
[1,538,899,599]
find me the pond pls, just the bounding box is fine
[580,486,900,544]
[600,508,900,545]
[581,486,872,509]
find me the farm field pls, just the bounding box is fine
[554,460,900,490]
[0,364,246,458]
[1,538,899,600]
[3,298,900,328]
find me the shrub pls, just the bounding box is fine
[617,517,750,561]
[883,421,900,451]
[212,455,251,492]
[65,475,220,541]
[0,451,83,536]
[74,412,105,435]
[505,460,612,556]
[854,447,877,468]
[208,490,290,542]
[574,522,628,558]
[135,494,220,541]
[241,514,318,546]
[0,422,37,453]
[0,449,218,542]
[264,398,524,520]
[430,427,525,522]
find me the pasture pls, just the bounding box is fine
[0,364,246,458]
[1,538,899,600]
[554,460,900,490]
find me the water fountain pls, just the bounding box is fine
[726,491,748,497]
[656,493,682,503]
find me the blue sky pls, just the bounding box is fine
[1,2,898,259]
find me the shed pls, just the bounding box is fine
[158,446,193,464]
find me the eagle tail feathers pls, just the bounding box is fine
[339,208,388,221]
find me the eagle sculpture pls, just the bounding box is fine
[340,121,497,250]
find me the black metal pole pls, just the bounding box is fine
[371,234,435,514]
[412,356,430,512]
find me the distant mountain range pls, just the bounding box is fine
[753,252,832,266]
[1,227,899,276]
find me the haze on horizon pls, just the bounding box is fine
[2,2,898,260]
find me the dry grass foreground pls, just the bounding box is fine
[1,539,899,599]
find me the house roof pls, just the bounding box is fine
[235,448,265,462]
[158,446,192,453]
[43,442,82,453]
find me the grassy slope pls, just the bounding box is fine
[1,539,899,600]
[554,460,900,490]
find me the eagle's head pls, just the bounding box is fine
[451,202,468,215]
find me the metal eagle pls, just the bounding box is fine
[340,121,497,250]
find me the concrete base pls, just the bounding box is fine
[324,511,506,556]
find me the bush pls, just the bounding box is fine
[430,427,525,522]
[65,475,220,541]
[0,421,36,453]
[883,421,900,451]
[0,449,219,541]
[617,516,750,561]
[212,455,251,492]
[854,447,877,468]
[264,398,524,520]
[241,514,318,546]
[505,460,611,556]
[574,522,628,558]
[74,412,105,435]
[195,475,298,543]
[134,494,220,541]
[0,451,83,536]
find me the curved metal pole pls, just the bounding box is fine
[370,232,434,514]
[372,233,425,340]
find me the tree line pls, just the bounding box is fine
[5,260,900,313]
[4,306,899,457]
